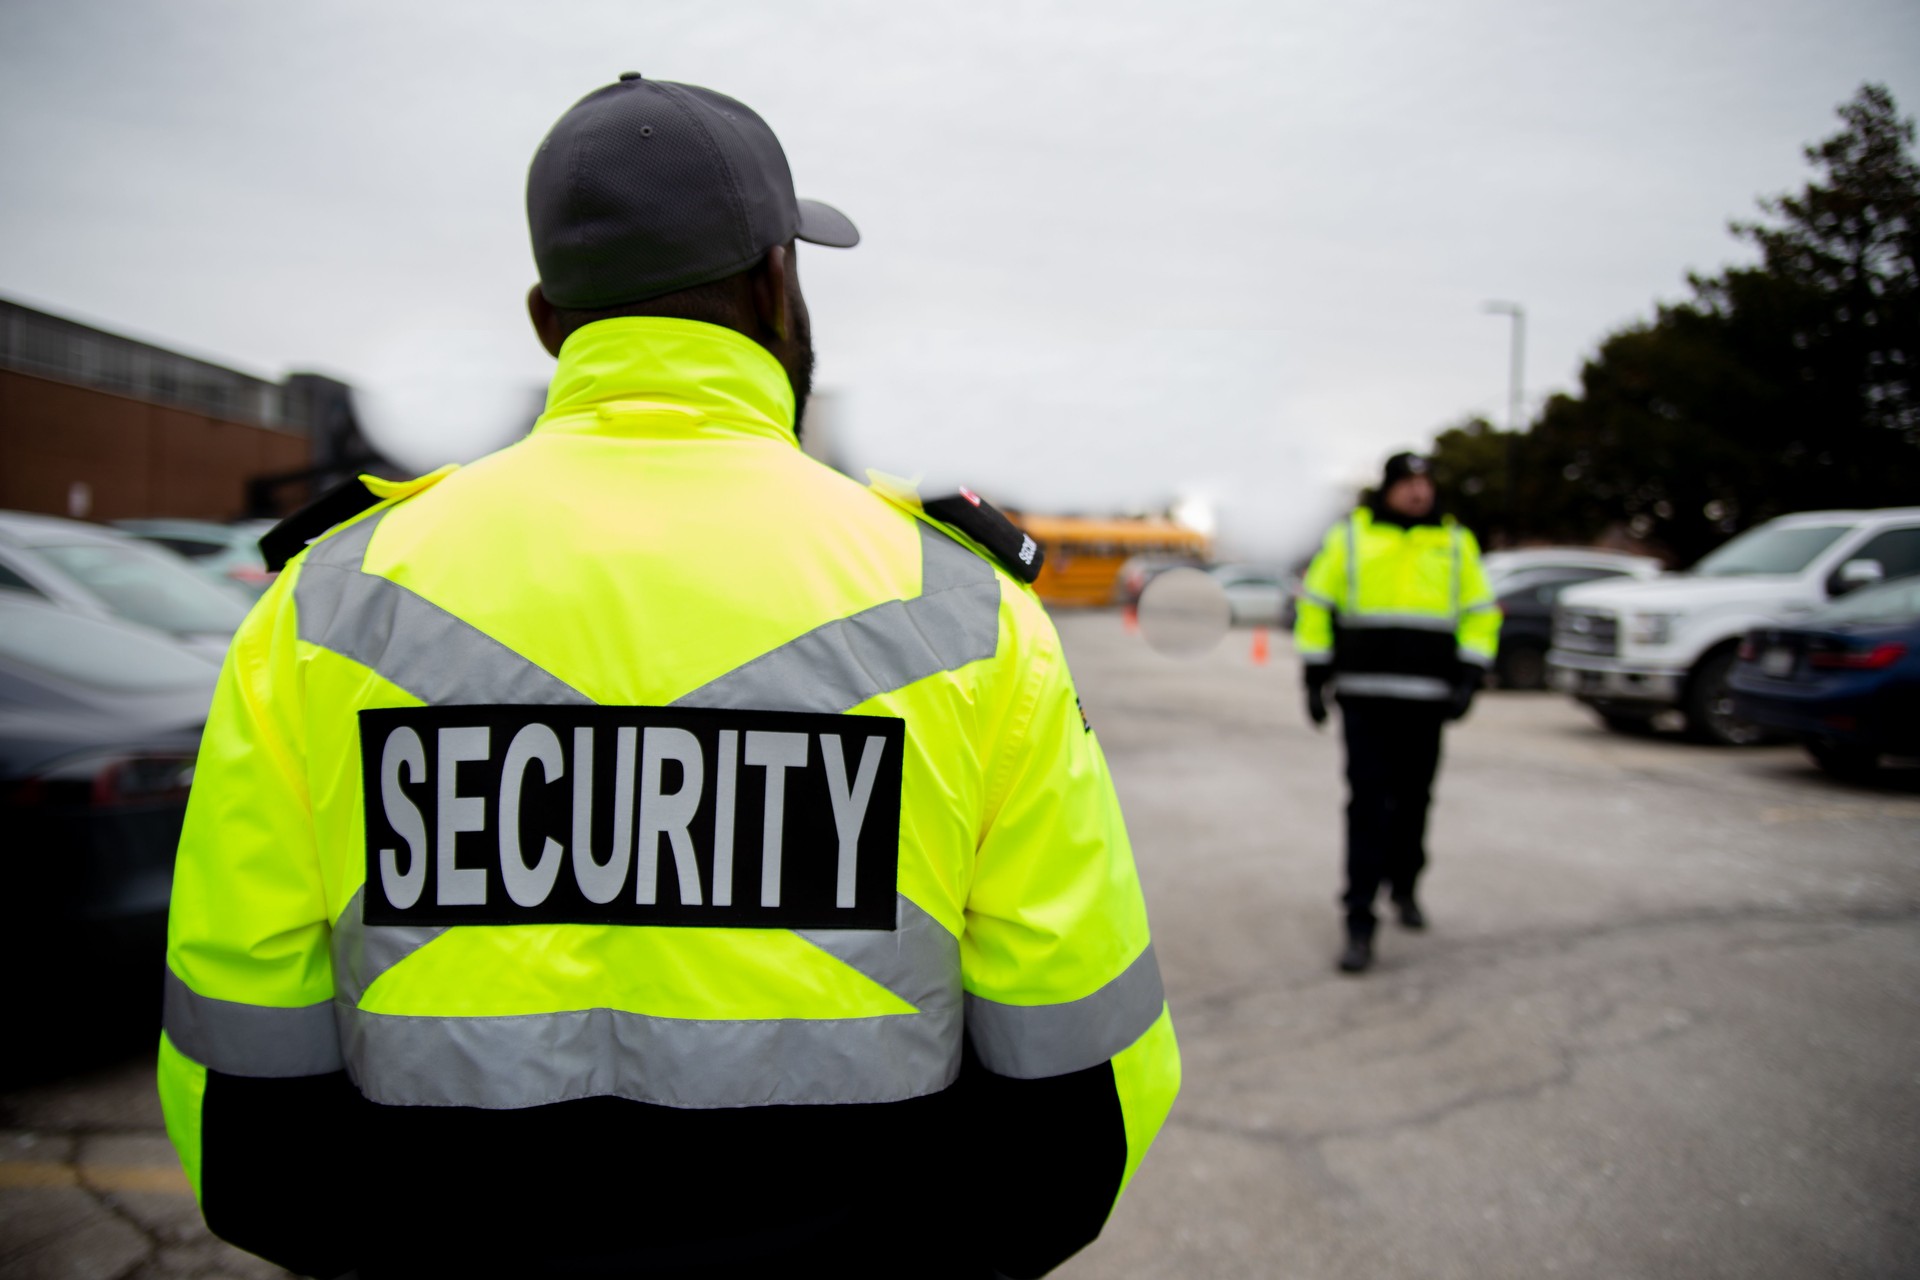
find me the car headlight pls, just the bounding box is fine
[1628,612,1678,645]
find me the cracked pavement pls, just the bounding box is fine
[2,611,1915,1278]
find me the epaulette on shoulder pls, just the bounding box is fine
[864,471,1045,584]
[258,465,460,571]
[258,476,382,572]
[921,488,1045,584]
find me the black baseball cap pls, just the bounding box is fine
[1381,452,1432,488]
[527,72,859,311]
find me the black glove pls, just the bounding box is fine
[1304,666,1332,728]
[1447,667,1481,721]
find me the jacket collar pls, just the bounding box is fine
[533,317,797,447]
[1358,500,1447,532]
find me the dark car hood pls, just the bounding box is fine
[1761,617,1920,645]
[0,697,207,779]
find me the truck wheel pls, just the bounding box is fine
[1498,643,1548,690]
[1684,649,1767,746]
[1808,739,1880,781]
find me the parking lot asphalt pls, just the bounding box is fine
[2,610,1915,1279]
[1056,612,1920,1280]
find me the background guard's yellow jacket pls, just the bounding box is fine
[1293,505,1499,699]
[159,319,1179,1278]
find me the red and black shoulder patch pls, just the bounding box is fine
[921,488,1045,585]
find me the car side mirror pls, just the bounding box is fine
[1832,558,1885,596]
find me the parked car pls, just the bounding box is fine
[1485,551,1663,690]
[0,594,216,1039]
[1114,553,1208,606]
[1483,546,1662,590]
[116,517,278,597]
[1209,562,1291,626]
[0,510,252,662]
[1728,576,1920,779]
[1549,507,1920,744]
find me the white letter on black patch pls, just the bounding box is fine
[746,731,808,908]
[638,727,704,906]
[379,726,428,910]
[499,722,565,907]
[572,726,636,905]
[436,727,490,906]
[820,734,886,910]
[711,729,738,907]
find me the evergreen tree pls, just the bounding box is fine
[1431,85,1919,563]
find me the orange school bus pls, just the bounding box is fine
[1005,513,1211,608]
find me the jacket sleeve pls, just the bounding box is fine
[1453,527,1500,669]
[1293,523,1346,668]
[158,568,357,1277]
[960,604,1180,1280]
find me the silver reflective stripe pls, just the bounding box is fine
[1462,600,1500,615]
[1344,515,1359,604]
[965,944,1165,1080]
[1334,673,1453,701]
[331,886,447,1007]
[1459,648,1494,667]
[332,885,956,1017]
[797,893,960,1013]
[1298,588,1335,609]
[674,523,1000,715]
[1449,523,1463,616]
[295,510,593,708]
[163,968,343,1077]
[1300,650,1333,666]
[1340,613,1457,632]
[341,1002,961,1109]
[327,888,959,1109]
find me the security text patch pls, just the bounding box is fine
[360,705,904,929]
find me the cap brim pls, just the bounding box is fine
[796,198,860,248]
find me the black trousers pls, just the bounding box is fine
[1339,696,1447,938]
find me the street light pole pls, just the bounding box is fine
[1482,301,1526,544]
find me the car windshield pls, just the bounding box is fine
[1497,567,1623,599]
[1488,565,1562,593]
[33,541,250,634]
[1693,525,1848,577]
[1811,578,1920,626]
[0,604,216,694]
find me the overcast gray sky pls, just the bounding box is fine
[3,1,1916,555]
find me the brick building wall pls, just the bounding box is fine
[0,367,310,521]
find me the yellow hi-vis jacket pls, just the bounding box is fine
[1293,505,1499,700]
[159,318,1179,1275]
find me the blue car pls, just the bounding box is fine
[1729,577,1920,778]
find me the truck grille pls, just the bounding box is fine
[1555,607,1619,656]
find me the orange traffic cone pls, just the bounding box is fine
[1250,627,1270,665]
[1123,603,1139,634]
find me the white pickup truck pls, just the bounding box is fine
[1548,507,1920,744]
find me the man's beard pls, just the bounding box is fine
[786,335,816,443]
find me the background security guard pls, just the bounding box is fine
[160,74,1178,1278]
[1294,452,1497,975]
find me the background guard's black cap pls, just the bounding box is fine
[528,73,859,311]
[1382,451,1433,488]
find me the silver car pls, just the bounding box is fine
[0,510,252,664]
[115,517,278,597]
[1209,563,1292,627]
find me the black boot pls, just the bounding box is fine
[1393,896,1426,931]
[1337,933,1373,974]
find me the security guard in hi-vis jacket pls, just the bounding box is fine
[160,74,1178,1278]
[1294,452,1498,975]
